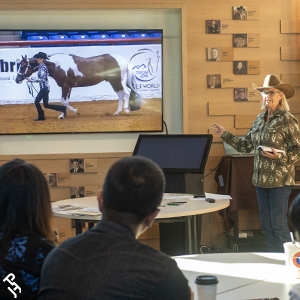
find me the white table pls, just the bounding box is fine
[52,194,230,254]
[175,252,300,300]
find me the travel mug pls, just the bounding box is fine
[195,275,218,300]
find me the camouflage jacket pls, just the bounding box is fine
[221,109,300,188]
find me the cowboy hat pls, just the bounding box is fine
[33,52,49,60]
[237,88,246,94]
[236,6,244,10]
[252,74,295,99]
[235,34,246,39]
[71,159,83,164]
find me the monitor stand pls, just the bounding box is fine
[164,172,204,194]
[160,172,204,255]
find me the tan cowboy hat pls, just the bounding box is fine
[252,74,295,99]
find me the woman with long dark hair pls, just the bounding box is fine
[0,159,54,299]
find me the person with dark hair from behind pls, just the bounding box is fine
[38,156,193,300]
[0,159,55,299]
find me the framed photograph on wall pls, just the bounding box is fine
[233,6,247,20]
[234,88,248,101]
[207,74,222,88]
[44,173,57,187]
[233,34,247,48]
[233,61,247,74]
[206,20,220,34]
[70,159,84,173]
[70,187,85,198]
[207,47,221,61]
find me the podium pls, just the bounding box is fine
[133,134,212,255]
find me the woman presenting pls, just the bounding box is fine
[212,74,300,252]
[27,52,66,121]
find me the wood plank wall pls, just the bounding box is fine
[1,0,300,248]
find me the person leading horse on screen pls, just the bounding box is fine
[27,52,66,121]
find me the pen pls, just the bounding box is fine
[172,202,187,204]
[167,203,179,206]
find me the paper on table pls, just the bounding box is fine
[52,204,83,212]
[205,192,232,200]
[79,207,100,212]
[163,193,191,199]
[190,193,232,201]
[70,211,101,217]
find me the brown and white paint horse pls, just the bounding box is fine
[15,53,143,116]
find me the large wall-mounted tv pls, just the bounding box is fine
[0,30,163,135]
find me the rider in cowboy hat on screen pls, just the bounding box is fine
[27,52,66,121]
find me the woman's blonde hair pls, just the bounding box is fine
[261,91,290,111]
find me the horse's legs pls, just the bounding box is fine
[123,85,131,114]
[114,90,125,115]
[121,72,130,114]
[114,70,130,115]
[59,85,80,118]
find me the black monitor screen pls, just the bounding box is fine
[132,134,213,173]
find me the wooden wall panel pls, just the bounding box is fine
[0,153,131,202]
[1,0,300,248]
[281,73,300,86]
[208,128,249,142]
[281,47,300,60]
[281,20,300,34]
[235,114,258,128]
[209,102,261,116]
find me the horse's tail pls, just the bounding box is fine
[126,65,144,111]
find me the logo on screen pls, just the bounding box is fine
[130,49,160,82]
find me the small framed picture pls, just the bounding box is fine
[206,20,220,34]
[233,34,247,48]
[233,6,247,20]
[70,187,85,199]
[70,159,84,173]
[234,88,248,101]
[207,47,221,61]
[44,173,57,187]
[234,61,247,74]
[207,74,222,88]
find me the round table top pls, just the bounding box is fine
[174,252,300,300]
[52,194,230,220]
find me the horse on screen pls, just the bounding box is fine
[15,54,143,116]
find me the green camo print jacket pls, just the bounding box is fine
[221,109,300,188]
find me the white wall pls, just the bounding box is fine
[0,9,182,155]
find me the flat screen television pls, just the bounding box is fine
[132,134,213,173]
[0,29,163,135]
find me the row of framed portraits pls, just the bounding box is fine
[207,34,260,59]
[207,61,260,78]
[69,158,97,173]
[44,172,98,197]
[207,85,259,102]
[207,6,260,34]
[44,158,99,198]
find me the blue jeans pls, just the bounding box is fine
[256,186,293,252]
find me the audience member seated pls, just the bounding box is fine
[0,159,55,299]
[38,156,193,300]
